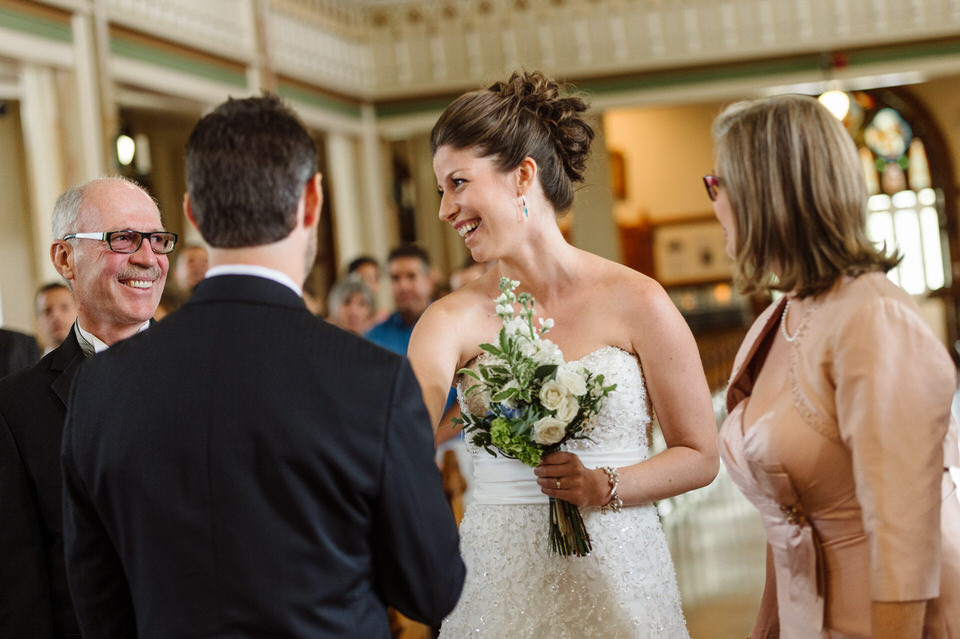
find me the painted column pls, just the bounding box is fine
[71,9,106,180]
[19,64,65,284]
[325,131,363,269]
[360,104,393,261]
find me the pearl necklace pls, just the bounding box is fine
[780,300,798,342]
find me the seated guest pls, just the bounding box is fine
[35,282,77,354]
[327,276,375,335]
[711,94,960,638]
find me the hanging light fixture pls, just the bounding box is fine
[818,88,850,120]
[116,133,136,166]
[815,52,851,121]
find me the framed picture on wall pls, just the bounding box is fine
[652,215,733,285]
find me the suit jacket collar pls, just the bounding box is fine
[188,274,307,312]
[50,329,86,406]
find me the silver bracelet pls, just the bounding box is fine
[599,466,622,514]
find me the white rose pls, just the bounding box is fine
[556,364,588,396]
[554,395,579,423]
[539,380,567,411]
[533,416,567,445]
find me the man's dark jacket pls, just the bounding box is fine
[0,329,83,637]
[61,275,465,638]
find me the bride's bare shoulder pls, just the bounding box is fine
[427,270,499,319]
[579,254,678,325]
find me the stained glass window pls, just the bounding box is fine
[844,92,948,296]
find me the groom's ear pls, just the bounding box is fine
[516,156,538,194]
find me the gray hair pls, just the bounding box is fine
[51,176,152,239]
[327,276,375,318]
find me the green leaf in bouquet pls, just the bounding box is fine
[462,382,482,397]
[491,386,520,402]
[499,327,509,353]
[479,343,503,358]
[457,368,482,381]
[485,365,510,377]
[533,364,558,380]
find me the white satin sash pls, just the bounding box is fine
[472,448,646,505]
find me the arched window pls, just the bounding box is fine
[844,90,953,298]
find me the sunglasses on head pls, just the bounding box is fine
[702,175,722,202]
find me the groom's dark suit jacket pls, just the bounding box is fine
[0,330,84,638]
[61,274,465,639]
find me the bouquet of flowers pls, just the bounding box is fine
[455,277,616,557]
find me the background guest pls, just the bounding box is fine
[0,328,40,379]
[365,243,434,356]
[35,282,77,355]
[327,276,375,335]
[173,242,208,294]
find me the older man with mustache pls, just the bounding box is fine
[0,177,173,638]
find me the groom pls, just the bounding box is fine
[61,94,465,638]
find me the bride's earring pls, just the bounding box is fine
[518,194,528,221]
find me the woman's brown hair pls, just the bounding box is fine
[713,94,899,298]
[430,70,594,213]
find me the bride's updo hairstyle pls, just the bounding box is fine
[430,70,594,213]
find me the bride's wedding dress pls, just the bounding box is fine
[440,346,690,638]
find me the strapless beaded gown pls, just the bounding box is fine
[439,346,689,638]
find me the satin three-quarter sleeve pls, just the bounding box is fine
[831,295,956,602]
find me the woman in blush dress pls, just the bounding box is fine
[407,71,719,638]
[709,94,960,638]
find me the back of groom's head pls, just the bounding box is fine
[185,94,318,248]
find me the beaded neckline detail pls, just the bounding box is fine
[780,300,798,342]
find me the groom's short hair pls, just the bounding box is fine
[185,94,317,249]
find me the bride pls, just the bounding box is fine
[408,71,718,638]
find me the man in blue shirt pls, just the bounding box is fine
[365,244,433,355]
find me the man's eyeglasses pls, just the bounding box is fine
[702,175,722,202]
[62,230,178,255]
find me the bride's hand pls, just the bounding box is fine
[535,452,609,508]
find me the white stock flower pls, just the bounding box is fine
[539,380,568,411]
[503,317,527,337]
[538,317,555,330]
[554,395,579,423]
[535,339,564,365]
[495,303,513,316]
[518,336,539,359]
[533,416,567,445]
[555,364,588,397]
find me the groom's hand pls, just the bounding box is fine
[535,452,608,507]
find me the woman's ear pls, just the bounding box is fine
[516,156,538,195]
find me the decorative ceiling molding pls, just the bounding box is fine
[22,0,960,104]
